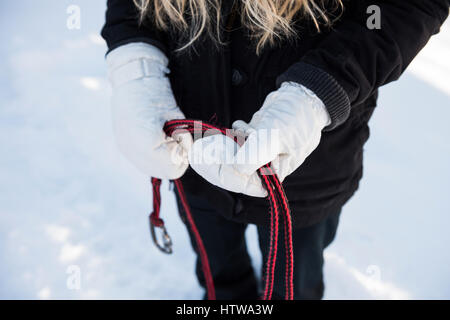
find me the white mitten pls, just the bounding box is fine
[107,42,192,179]
[189,82,331,197]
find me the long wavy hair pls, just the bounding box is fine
[133,0,343,53]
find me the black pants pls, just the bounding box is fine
[176,191,341,300]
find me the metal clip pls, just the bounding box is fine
[150,222,173,254]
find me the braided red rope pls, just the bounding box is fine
[174,179,216,300]
[267,171,294,300]
[149,119,294,300]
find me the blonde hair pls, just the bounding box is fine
[133,0,343,53]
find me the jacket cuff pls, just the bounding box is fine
[276,62,351,131]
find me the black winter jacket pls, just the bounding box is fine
[102,0,449,228]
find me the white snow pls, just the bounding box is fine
[0,1,449,299]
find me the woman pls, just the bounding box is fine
[102,0,448,299]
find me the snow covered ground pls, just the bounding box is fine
[0,1,449,299]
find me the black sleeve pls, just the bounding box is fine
[101,0,167,55]
[277,0,449,130]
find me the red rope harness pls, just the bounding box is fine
[149,119,294,300]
